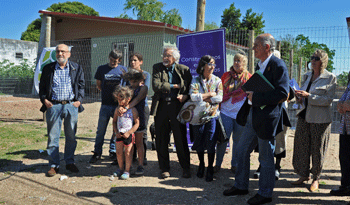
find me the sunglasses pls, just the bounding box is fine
[208,63,216,67]
[311,56,320,61]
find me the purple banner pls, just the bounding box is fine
[177,28,227,78]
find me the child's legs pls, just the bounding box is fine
[124,144,133,172]
[116,142,125,170]
[135,132,144,165]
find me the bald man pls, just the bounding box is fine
[39,44,85,177]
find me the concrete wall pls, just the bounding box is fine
[0,38,38,66]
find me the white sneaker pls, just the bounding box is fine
[275,169,280,180]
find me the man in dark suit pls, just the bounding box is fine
[39,44,85,177]
[223,34,290,205]
[151,46,192,179]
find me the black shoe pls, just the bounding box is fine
[89,152,101,163]
[66,164,79,173]
[109,152,116,160]
[206,167,214,182]
[330,186,350,196]
[111,160,118,166]
[223,186,249,196]
[197,164,205,178]
[247,193,272,205]
[182,169,191,178]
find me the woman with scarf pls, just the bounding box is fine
[214,53,252,173]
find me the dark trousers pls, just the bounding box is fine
[340,134,350,187]
[155,100,190,172]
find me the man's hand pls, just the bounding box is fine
[116,106,127,117]
[295,90,310,98]
[44,99,53,109]
[177,94,188,103]
[73,101,81,108]
[246,91,253,102]
[173,84,180,89]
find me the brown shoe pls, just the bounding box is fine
[47,167,59,177]
[291,176,310,185]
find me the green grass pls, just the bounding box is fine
[0,121,94,162]
[0,122,47,160]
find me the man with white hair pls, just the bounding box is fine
[151,46,192,179]
[223,34,290,205]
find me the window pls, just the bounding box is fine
[111,42,134,67]
[15,52,23,59]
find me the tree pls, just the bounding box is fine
[21,1,99,42]
[220,3,265,47]
[337,71,349,87]
[123,0,182,27]
[280,34,336,72]
[204,21,219,31]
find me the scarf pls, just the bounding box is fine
[222,68,251,104]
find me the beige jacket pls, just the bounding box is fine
[297,70,337,123]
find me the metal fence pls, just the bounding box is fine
[2,26,350,132]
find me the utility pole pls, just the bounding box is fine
[196,0,206,31]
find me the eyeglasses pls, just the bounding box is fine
[311,56,320,61]
[56,50,69,54]
[162,54,173,58]
[208,63,216,67]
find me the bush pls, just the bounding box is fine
[0,59,35,79]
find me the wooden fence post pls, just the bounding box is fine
[248,30,255,73]
[298,57,302,85]
[289,49,293,79]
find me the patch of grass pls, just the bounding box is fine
[319,181,326,185]
[111,184,116,187]
[0,122,47,160]
[97,175,101,178]
[0,122,94,161]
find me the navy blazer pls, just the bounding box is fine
[237,55,290,139]
[39,61,85,113]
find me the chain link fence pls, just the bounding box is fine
[2,26,350,132]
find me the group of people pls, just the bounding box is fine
[39,31,349,204]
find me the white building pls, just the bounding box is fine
[0,38,38,66]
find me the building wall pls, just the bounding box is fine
[90,32,168,96]
[0,38,38,66]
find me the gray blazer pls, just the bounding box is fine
[297,69,337,123]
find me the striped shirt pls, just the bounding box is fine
[51,62,75,101]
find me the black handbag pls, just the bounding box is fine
[215,115,229,144]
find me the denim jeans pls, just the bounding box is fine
[46,103,78,167]
[234,110,276,198]
[215,113,244,168]
[191,118,217,153]
[94,104,117,155]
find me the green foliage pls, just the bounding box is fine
[117,13,133,19]
[0,59,35,79]
[337,71,349,87]
[47,1,99,16]
[123,0,182,27]
[20,19,42,42]
[161,8,182,27]
[21,1,99,42]
[221,3,265,47]
[280,34,336,72]
[204,21,219,31]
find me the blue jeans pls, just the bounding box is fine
[94,105,117,155]
[46,103,78,167]
[234,110,276,198]
[191,118,217,154]
[215,113,244,168]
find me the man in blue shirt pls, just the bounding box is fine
[89,49,128,163]
[39,44,85,177]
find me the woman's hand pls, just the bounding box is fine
[73,101,81,108]
[295,90,310,98]
[208,92,217,97]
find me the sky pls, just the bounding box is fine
[1,0,350,40]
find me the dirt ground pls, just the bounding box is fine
[0,95,349,205]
